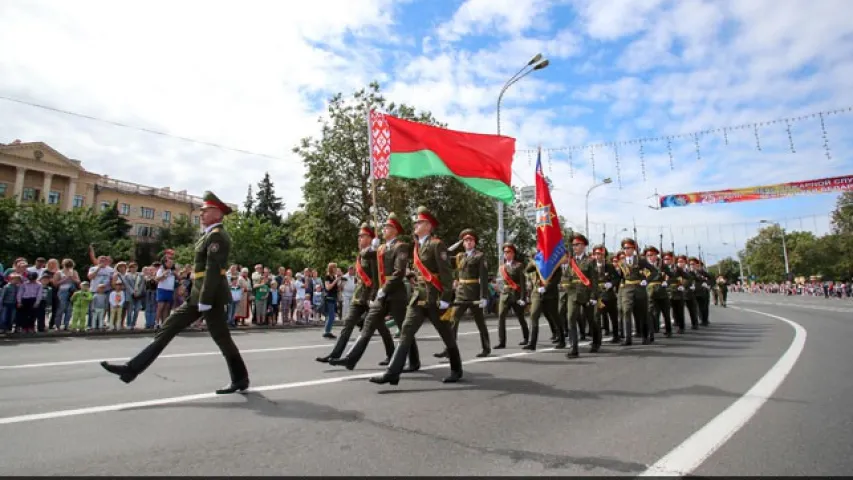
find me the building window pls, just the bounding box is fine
[161,210,172,223]
[136,225,153,238]
[0,183,6,197]
[193,215,200,226]
[100,201,111,212]
[73,195,85,208]
[48,190,61,205]
[120,203,130,215]
[140,207,155,219]
[22,188,36,201]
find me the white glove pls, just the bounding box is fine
[517,300,526,307]
[589,299,597,306]
[640,280,648,287]
[370,237,380,249]
[702,282,709,288]
[376,289,386,299]
[479,298,488,309]
[538,287,545,293]
[369,299,382,308]
[661,281,668,288]
[604,282,613,289]
[677,286,684,291]
[690,285,696,291]
[448,240,463,252]
[198,303,212,312]
[438,300,450,310]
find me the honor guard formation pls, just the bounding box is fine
[100,198,720,392]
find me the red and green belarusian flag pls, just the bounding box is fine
[369,110,516,204]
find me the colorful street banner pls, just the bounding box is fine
[533,149,567,283]
[659,174,853,208]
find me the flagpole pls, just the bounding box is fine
[367,109,379,229]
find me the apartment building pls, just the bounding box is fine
[0,140,236,241]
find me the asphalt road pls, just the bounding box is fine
[0,293,850,476]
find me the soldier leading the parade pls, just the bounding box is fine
[715,273,729,307]
[643,246,673,338]
[101,192,250,394]
[523,248,565,350]
[559,233,600,358]
[370,206,461,385]
[330,213,417,371]
[316,223,395,364]
[495,242,529,348]
[442,228,491,358]
[617,238,658,345]
[592,245,620,344]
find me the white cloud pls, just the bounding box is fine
[435,0,553,42]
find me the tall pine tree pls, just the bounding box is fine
[98,200,132,241]
[254,172,284,225]
[243,184,255,215]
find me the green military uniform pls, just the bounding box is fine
[715,275,728,307]
[335,214,417,371]
[643,246,672,338]
[523,253,564,350]
[559,233,599,357]
[617,238,658,345]
[496,242,529,348]
[693,261,711,325]
[612,254,625,339]
[319,223,395,364]
[101,191,249,394]
[371,206,460,385]
[666,254,688,334]
[592,245,620,344]
[449,228,491,357]
[683,259,700,329]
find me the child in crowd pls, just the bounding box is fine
[16,271,43,333]
[108,282,125,331]
[254,279,270,325]
[91,283,108,330]
[294,276,306,324]
[228,276,242,328]
[36,272,54,332]
[312,284,324,324]
[70,281,92,332]
[0,274,21,333]
[268,281,279,326]
[280,279,294,324]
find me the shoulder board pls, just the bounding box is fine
[211,228,222,234]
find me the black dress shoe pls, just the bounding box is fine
[518,340,528,346]
[215,378,249,395]
[555,342,566,349]
[328,358,355,370]
[566,350,579,358]
[475,350,490,358]
[378,357,390,366]
[442,371,462,383]
[402,363,420,372]
[589,345,600,353]
[494,344,506,349]
[433,350,448,358]
[100,361,137,384]
[369,373,399,385]
[521,344,536,351]
[315,355,333,363]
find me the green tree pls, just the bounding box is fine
[706,257,741,284]
[505,186,535,259]
[158,214,198,248]
[294,81,502,268]
[243,184,254,215]
[254,172,284,225]
[830,191,853,234]
[98,201,132,241]
[223,212,285,268]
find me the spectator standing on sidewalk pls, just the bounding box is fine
[91,283,109,330]
[36,272,54,332]
[54,259,80,331]
[1,274,21,333]
[70,282,93,332]
[16,271,43,333]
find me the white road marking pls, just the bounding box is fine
[639,306,807,477]
[0,327,521,371]
[0,347,557,426]
[729,299,853,314]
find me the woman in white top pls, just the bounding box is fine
[155,257,176,328]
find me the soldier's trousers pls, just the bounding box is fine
[620,286,650,343]
[596,299,619,340]
[385,303,459,377]
[127,302,247,382]
[685,296,699,328]
[328,303,395,360]
[497,298,529,345]
[559,293,589,338]
[528,296,562,347]
[343,298,415,367]
[670,297,686,332]
[697,295,710,325]
[452,303,490,353]
[719,289,728,307]
[566,301,599,352]
[649,296,672,335]
[712,288,720,305]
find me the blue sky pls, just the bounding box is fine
[1,0,851,259]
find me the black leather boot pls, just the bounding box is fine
[100,361,137,384]
[216,355,250,395]
[443,346,463,383]
[369,343,407,385]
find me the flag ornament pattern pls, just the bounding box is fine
[533,150,567,283]
[370,110,391,179]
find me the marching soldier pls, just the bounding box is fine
[682,256,700,329]
[612,251,625,340]
[101,191,249,394]
[317,223,395,364]
[644,246,672,338]
[617,238,657,345]
[592,245,620,344]
[523,248,565,350]
[330,213,418,371]
[692,258,711,325]
[665,252,687,334]
[370,206,461,385]
[560,233,599,358]
[716,274,729,307]
[438,228,491,358]
[495,242,529,349]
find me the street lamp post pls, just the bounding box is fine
[760,220,790,276]
[496,53,549,260]
[585,178,612,236]
[722,241,745,285]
